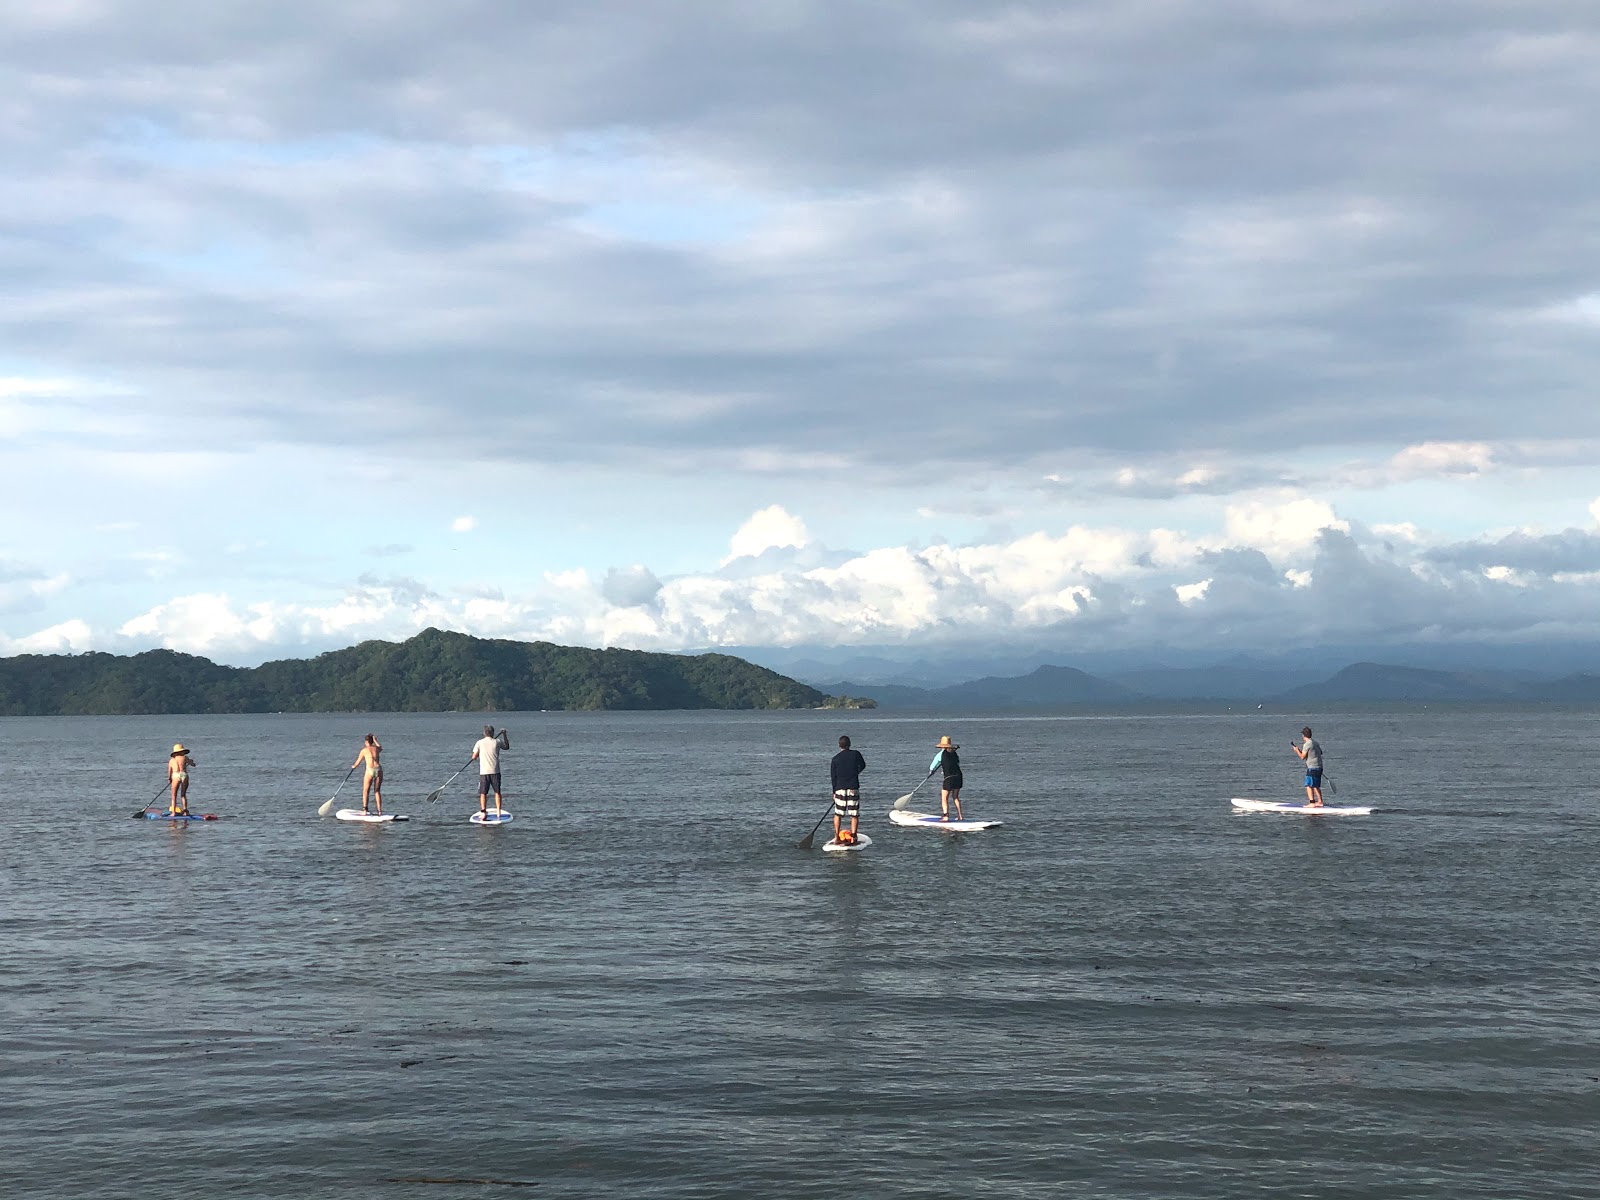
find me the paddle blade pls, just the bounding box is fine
[893,793,915,810]
[797,831,817,850]
[317,796,337,817]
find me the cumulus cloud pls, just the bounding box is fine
[723,505,811,563]
[451,516,477,533]
[0,618,93,655]
[4,498,1593,664]
[1222,497,1348,558]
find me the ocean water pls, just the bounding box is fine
[2,707,1598,1199]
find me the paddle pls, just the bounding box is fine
[317,765,359,817]
[426,758,475,805]
[796,802,836,851]
[892,768,941,811]
[131,782,169,819]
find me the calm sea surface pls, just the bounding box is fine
[2,707,1598,1198]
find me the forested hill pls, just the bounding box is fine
[0,628,833,715]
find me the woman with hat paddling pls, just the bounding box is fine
[167,743,196,816]
[929,735,964,821]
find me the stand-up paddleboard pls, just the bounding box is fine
[470,811,513,825]
[889,809,1002,831]
[334,808,409,823]
[137,811,218,821]
[1232,797,1373,816]
[822,831,872,853]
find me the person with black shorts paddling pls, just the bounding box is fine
[470,725,510,818]
[1291,726,1325,807]
[930,735,964,820]
[830,734,866,845]
[353,734,383,814]
[167,743,195,815]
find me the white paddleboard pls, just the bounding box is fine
[470,811,514,825]
[889,809,1002,831]
[334,808,409,823]
[822,832,872,853]
[1231,797,1372,816]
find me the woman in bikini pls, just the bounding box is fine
[168,743,195,815]
[353,734,383,814]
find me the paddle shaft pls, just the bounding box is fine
[893,768,941,810]
[426,758,476,803]
[132,781,169,818]
[796,803,835,850]
[318,765,360,816]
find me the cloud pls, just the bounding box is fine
[0,560,70,615]
[601,565,663,608]
[1,0,1597,491]
[6,496,1592,665]
[4,3,1600,668]
[1223,497,1348,558]
[0,618,93,655]
[723,504,811,563]
[451,516,477,533]
[1385,441,1496,481]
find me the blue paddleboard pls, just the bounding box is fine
[138,811,218,821]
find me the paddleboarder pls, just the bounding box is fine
[830,735,866,845]
[353,734,383,815]
[167,743,195,816]
[1291,726,1325,807]
[930,735,964,821]
[470,725,509,818]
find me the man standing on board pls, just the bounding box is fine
[931,735,964,821]
[471,725,509,819]
[1291,726,1324,807]
[830,734,866,845]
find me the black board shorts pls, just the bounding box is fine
[478,772,502,796]
[942,774,964,792]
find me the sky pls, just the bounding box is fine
[3,0,1600,669]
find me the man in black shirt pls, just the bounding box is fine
[829,735,867,845]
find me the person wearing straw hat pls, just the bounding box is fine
[167,743,196,816]
[929,735,964,821]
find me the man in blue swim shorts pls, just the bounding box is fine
[1291,725,1324,807]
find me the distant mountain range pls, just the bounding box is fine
[751,638,1600,689]
[0,629,833,715]
[819,661,1600,708]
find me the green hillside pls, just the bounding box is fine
[0,628,833,715]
